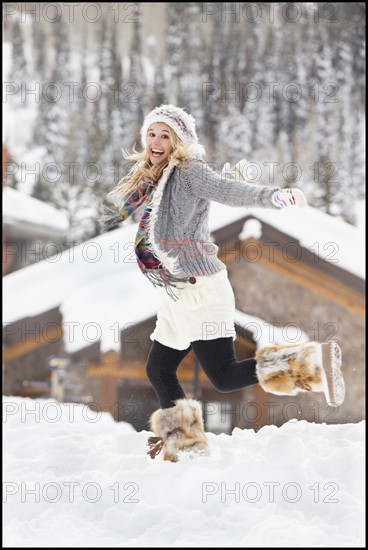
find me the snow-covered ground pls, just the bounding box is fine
[3,397,365,547]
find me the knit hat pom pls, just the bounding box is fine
[141,104,199,148]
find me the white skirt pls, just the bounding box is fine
[149,268,237,350]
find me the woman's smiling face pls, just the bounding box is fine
[146,122,174,165]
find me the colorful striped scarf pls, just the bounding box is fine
[119,176,190,301]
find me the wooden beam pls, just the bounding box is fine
[3,325,63,362]
[18,387,50,397]
[99,374,119,420]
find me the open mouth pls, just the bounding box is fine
[151,148,165,159]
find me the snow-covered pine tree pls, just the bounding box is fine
[32,20,47,81]
[9,18,28,109]
[110,21,127,185]
[165,3,185,105]
[202,15,224,160]
[31,21,49,147]
[180,3,204,135]
[310,27,342,215]
[218,104,253,165]
[153,63,169,108]
[332,33,355,223]
[260,19,281,148]
[4,150,20,190]
[126,7,145,146]
[32,19,90,242]
[96,15,112,141]
[349,6,365,110]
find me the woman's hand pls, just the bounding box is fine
[221,158,254,182]
[221,162,238,180]
[271,188,308,208]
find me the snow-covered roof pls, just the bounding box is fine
[3,187,69,233]
[209,201,365,280]
[3,201,364,353]
[234,309,309,350]
[3,223,158,353]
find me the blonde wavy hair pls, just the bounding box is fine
[108,126,193,204]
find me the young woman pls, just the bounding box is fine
[102,105,345,462]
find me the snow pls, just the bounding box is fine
[17,146,49,195]
[60,268,160,353]
[3,187,68,231]
[234,310,309,349]
[238,218,263,240]
[354,199,366,234]
[3,40,41,182]
[2,41,11,74]
[142,56,155,86]
[3,396,365,547]
[3,107,40,173]
[209,201,365,280]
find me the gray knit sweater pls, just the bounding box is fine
[146,158,280,293]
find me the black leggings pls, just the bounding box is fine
[146,337,258,409]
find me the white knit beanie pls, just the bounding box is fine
[140,104,198,148]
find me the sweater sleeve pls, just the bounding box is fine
[182,160,281,209]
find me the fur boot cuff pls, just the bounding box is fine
[255,342,324,396]
[255,341,345,407]
[147,398,210,462]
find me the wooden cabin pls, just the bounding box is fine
[3,202,365,433]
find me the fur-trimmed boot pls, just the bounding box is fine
[255,341,345,407]
[147,398,211,462]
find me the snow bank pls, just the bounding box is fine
[3,397,365,547]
